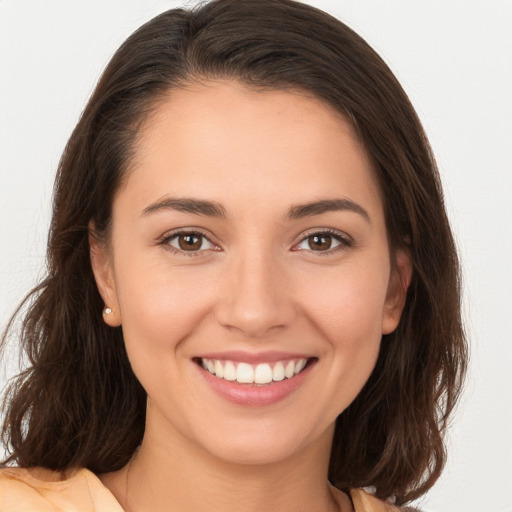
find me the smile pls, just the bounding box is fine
[195,354,317,405]
[199,358,309,385]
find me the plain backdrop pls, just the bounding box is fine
[1,1,511,511]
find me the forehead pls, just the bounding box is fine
[119,80,383,220]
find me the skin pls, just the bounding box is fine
[91,80,411,512]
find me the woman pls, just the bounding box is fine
[0,1,467,510]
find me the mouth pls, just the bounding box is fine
[194,356,316,386]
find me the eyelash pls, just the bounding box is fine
[159,228,353,257]
[159,229,219,257]
[293,228,353,255]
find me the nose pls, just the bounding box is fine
[214,249,296,338]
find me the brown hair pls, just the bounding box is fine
[1,0,467,505]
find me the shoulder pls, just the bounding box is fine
[0,467,124,512]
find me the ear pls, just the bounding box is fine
[381,248,412,335]
[89,227,122,327]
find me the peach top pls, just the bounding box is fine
[0,467,400,511]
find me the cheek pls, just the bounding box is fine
[113,257,217,367]
[114,267,221,421]
[296,262,389,404]
[299,261,390,342]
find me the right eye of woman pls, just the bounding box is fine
[162,231,219,255]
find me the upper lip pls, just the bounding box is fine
[195,351,314,364]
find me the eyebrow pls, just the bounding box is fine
[286,198,371,223]
[141,196,370,223]
[141,197,227,218]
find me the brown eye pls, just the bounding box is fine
[308,234,333,251]
[178,234,203,251]
[166,232,216,253]
[294,231,349,253]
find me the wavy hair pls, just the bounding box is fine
[1,0,467,505]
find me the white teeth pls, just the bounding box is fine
[236,362,254,383]
[272,362,285,381]
[214,360,224,378]
[284,361,295,378]
[254,363,273,384]
[201,357,309,385]
[295,359,307,374]
[223,361,237,381]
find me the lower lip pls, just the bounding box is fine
[197,361,315,406]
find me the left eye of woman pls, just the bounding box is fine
[294,231,351,253]
[165,232,217,253]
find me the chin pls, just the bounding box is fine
[193,420,331,468]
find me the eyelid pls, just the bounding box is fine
[291,228,353,253]
[158,227,221,256]
[157,227,352,256]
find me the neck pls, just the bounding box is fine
[101,412,347,512]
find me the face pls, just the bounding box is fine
[91,80,410,466]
